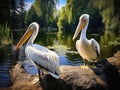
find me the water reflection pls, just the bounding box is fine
[12,31,120,65]
[35,32,82,66]
[12,31,82,66]
[0,45,14,87]
[0,30,119,87]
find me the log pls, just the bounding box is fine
[9,51,120,90]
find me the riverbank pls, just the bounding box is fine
[1,51,120,90]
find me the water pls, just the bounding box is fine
[0,45,16,86]
[0,31,119,87]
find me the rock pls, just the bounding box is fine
[9,51,120,90]
[60,65,108,90]
[0,87,11,90]
[108,51,120,71]
[9,62,42,90]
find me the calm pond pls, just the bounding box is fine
[0,30,119,86]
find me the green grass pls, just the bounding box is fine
[0,23,12,45]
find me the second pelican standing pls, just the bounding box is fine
[14,22,60,79]
[72,14,100,68]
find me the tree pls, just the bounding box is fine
[10,0,26,29]
[57,0,102,32]
[93,0,120,34]
[0,0,10,25]
[0,0,26,29]
[25,0,59,28]
[30,0,59,27]
[57,7,69,31]
[25,6,40,27]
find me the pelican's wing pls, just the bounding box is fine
[90,38,100,57]
[32,44,49,52]
[25,44,60,77]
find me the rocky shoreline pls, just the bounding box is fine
[1,51,120,90]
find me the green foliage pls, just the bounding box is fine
[109,40,120,46]
[0,23,12,45]
[57,0,120,35]
[93,0,120,34]
[0,0,26,29]
[57,0,102,32]
[100,30,120,58]
[57,7,69,30]
[65,0,87,24]
[0,23,10,39]
[25,0,59,28]
[100,30,117,46]
[25,6,41,26]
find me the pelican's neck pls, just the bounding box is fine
[80,20,89,40]
[27,29,38,46]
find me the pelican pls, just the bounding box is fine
[72,14,100,68]
[14,22,60,79]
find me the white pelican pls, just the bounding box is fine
[72,14,100,68]
[14,22,60,79]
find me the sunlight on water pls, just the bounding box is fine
[0,30,119,87]
[47,45,82,66]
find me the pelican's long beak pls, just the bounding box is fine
[72,19,86,41]
[14,29,33,51]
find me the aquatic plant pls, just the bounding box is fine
[100,30,120,47]
[0,23,12,45]
[108,36,120,46]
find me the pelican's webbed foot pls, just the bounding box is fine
[88,62,97,68]
[80,65,89,69]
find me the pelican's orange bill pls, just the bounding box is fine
[14,29,33,51]
[72,18,86,41]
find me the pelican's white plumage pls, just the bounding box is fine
[73,14,100,64]
[15,22,60,79]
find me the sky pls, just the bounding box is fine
[25,0,66,11]
[56,0,66,10]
